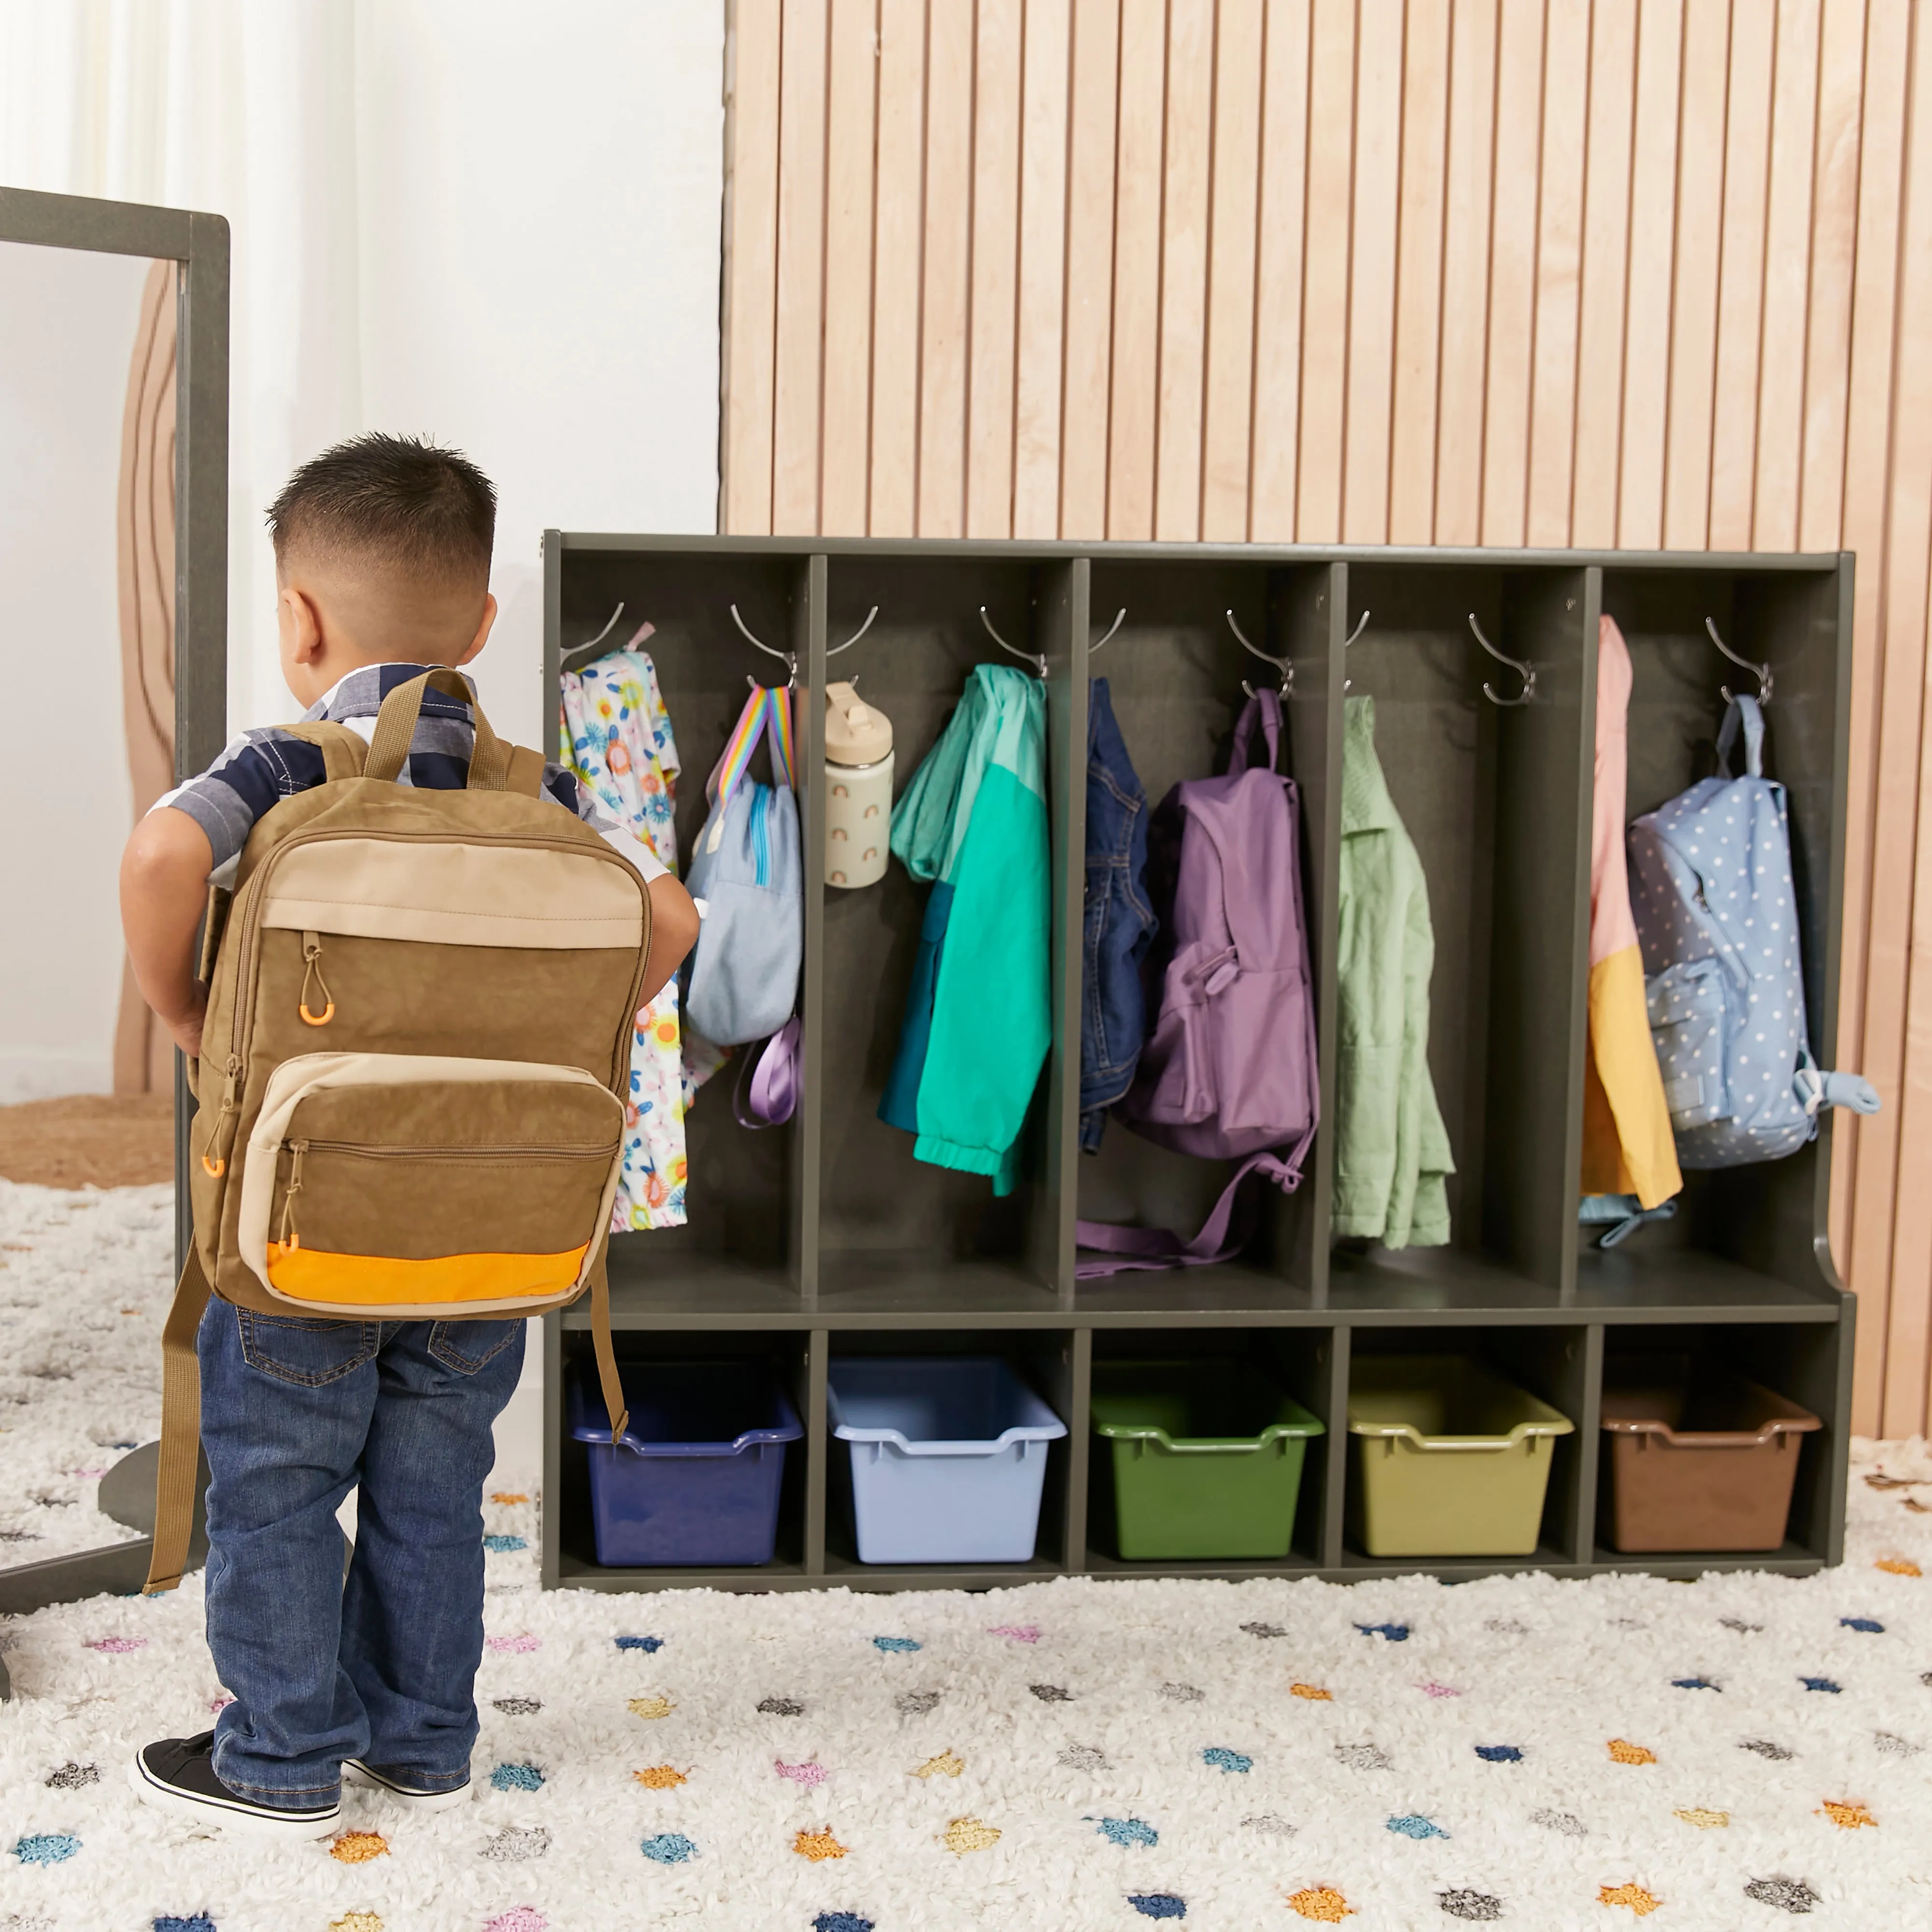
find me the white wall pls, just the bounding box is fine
[0,241,151,1101]
[0,0,725,737]
[351,3,724,744]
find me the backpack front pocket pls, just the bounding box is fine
[236,1053,623,1316]
[1646,960,1731,1131]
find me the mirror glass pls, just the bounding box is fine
[0,236,180,1563]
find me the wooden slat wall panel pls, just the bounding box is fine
[719,0,1932,1431]
[867,0,925,539]
[771,0,830,534]
[1480,0,1546,548]
[1840,0,1908,1432]
[1435,0,1499,546]
[1340,0,1404,545]
[1707,0,1775,555]
[1199,0,1265,543]
[1570,0,1637,548]
[1014,0,1073,539]
[1250,0,1312,541]
[966,0,1024,539]
[1525,0,1590,550]
[820,0,878,537]
[1388,0,1450,546]
[1154,0,1215,540]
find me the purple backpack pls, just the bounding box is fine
[1076,690,1319,1275]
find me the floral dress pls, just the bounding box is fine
[561,636,690,1230]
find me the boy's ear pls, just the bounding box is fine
[282,584,326,663]
[457,592,498,667]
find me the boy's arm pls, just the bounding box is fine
[121,806,216,1060]
[641,873,700,1004]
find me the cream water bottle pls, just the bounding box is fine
[824,679,894,888]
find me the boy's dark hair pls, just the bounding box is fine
[268,433,496,581]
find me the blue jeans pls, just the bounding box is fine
[198,1304,526,1808]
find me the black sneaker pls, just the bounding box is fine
[342,1757,471,1811]
[128,1732,341,1839]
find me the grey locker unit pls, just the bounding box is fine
[540,536,1856,1593]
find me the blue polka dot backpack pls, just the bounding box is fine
[1628,695,1878,1166]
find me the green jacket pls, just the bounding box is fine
[1334,696,1453,1247]
[878,666,1051,1194]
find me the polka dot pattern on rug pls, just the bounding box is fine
[639,1833,697,1865]
[11,1834,77,1865]
[1284,1884,1353,1921]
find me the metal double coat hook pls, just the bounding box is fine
[1229,608,1371,696]
[1706,616,1773,706]
[1469,613,1534,706]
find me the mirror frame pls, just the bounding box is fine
[0,188,227,1613]
[0,186,228,1268]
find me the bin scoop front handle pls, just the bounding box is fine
[1601,1416,1821,1451]
[1100,1422,1324,1455]
[1350,1420,1576,1452]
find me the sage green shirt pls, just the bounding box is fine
[1334,696,1454,1247]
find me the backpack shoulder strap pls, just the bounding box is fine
[280,720,369,783]
[506,744,549,799]
[585,1244,630,1441]
[144,1247,213,1593]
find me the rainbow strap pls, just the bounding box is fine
[707,684,796,807]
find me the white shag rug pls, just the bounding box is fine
[0,1183,174,1560]
[0,1183,1928,1932]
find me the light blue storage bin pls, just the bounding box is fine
[828,1357,1068,1564]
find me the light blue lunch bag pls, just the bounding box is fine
[682,684,803,1047]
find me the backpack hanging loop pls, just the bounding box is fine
[731,602,798,688]
[1470,612,1535,707]
[1705,616,1773,707]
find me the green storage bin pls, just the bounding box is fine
[1090,1360,1325,1560]
[1346,1355,1574,1558]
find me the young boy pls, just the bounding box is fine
[119,434,698,1836]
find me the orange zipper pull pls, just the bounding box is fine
[277,1140,307,1252]
[298,931,335,1026]
[200,1056,243,1177]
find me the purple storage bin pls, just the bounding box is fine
[567,1361,802,1567]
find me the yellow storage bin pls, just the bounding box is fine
[1347,1354,1574,1558]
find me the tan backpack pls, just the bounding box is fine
[147,669,647,1592]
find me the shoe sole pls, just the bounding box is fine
[128,1749,341,1840]
[341,1758,472,1811]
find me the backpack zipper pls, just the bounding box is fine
[292,1139,619,1162]
[273,1138,618,1252]
[751,787,770,887]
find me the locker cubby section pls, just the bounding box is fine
[1591,1321,1845,1571]
[1083,1327,1335,1575]
[1339,1325,1590,1573]
[1578,566,1849,1313]
[540,535,1857,1593]
[821,1328,1077,1580]
[549,1326,814,1590]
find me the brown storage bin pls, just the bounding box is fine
[1599,1359,1821,1553]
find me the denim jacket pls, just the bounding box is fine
[1081,678,1157,1150]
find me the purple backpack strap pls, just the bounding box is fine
[1228,687,1285,774]
[1074,1133,1313,1278]
[734,1015,801,1128]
